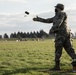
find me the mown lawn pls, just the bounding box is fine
[0,39,76,75]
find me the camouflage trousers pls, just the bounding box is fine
[55,36,76,62]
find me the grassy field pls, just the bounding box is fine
[0,39,76,75]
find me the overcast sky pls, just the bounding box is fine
[0,0,76,35]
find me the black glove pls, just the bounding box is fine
[33,16,39,21]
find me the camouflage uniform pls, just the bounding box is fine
[33,3,76,70]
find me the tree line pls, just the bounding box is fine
[0,30,54,39]
[0,30,76,39]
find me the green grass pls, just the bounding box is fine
[0,39,76,75]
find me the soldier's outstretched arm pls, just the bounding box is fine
[33,16,53,23]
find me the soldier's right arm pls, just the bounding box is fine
[33,16,53,23]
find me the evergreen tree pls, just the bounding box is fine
[33,31,37,38]
[24,32,27,38]
[13,32,17,38]
[10,33,14,38]
[26,32,30,38]
[17,32,22,40]
[0,35,2,39]
[4,33,9,38]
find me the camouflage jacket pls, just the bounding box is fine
[35,11,70,39]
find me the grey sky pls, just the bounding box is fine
[0,0,76,35]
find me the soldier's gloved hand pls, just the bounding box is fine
[33,16,39,21]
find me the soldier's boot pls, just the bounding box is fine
[51,61,60,70]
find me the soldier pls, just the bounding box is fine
[33,3,76,70]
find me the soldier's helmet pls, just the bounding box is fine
[55,3,64,10]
